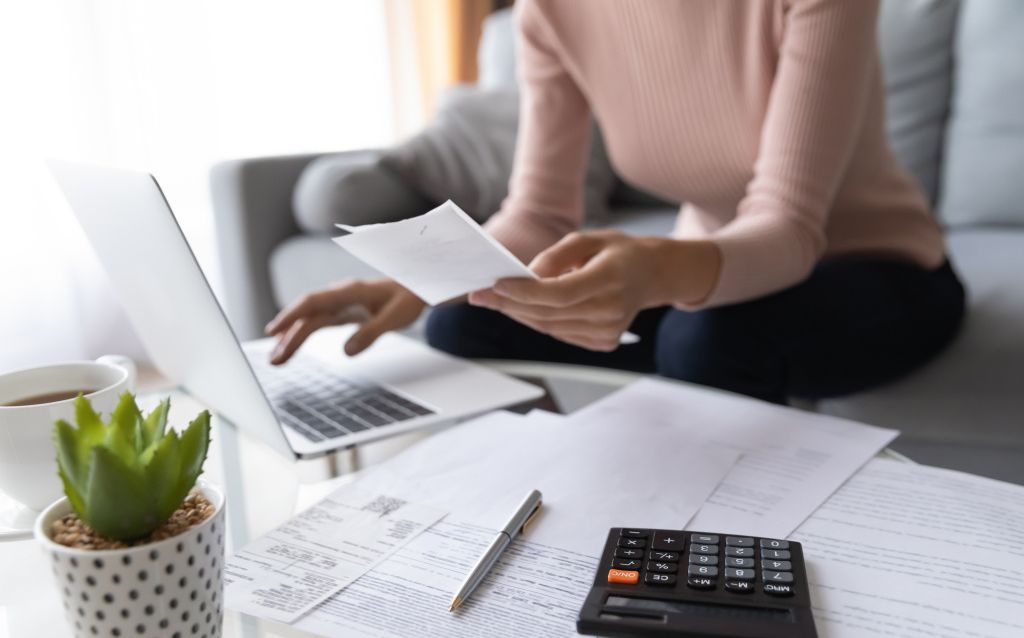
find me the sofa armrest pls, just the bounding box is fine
[209,150,377,340]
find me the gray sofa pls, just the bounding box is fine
[210,1,1023,483]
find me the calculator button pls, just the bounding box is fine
[687,565,719,578]
[690,534,719,544]
[688,543,718,555]
[618,537,647,549]
[612,559,643,570]
[607,569,639,585]
[760,539,789,549]
[648,551,679,562]
[645,573,676,586]
[725,568,755,580]
[620,529,649,538]
[763,570,794,583]
[647,561,678,574]
[761,560,792,571]
[688,554,719,566]
[764,583,794,597]
[725,536,754,547]
[651,531,686,550]
[615,548,644,559]
[761,549,791,560]
[725,557,754,568]
[687,576,716,590]
[725,580,755,594]
[725,547,754,557]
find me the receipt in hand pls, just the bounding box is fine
[333,200,535,305]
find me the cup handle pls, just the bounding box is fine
[95,355,138,394]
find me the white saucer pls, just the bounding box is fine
[0,489,39,541]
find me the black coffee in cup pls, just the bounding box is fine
[2,389,97,407]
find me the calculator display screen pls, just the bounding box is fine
[605,595,795,623]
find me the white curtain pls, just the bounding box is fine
[0,0,399,371]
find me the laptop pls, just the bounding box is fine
[48,160,543,459]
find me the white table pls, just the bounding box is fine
[0,362,908,637]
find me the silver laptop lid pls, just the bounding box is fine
[47,160,294,458]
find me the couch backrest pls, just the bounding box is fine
[937,0,1024,228]
[877,0,959,208]
[478,8,518,91]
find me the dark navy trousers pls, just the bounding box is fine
[425,259,966,404]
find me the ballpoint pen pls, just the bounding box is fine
[448,489,543,611]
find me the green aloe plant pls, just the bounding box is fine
[53,392,211,541]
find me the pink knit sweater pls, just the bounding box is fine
[485,0,946,308]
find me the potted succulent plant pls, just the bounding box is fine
[34,392,225,638]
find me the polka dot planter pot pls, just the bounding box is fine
[34,481,225,638]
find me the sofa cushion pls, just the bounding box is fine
[818,230,1024,449]
[381,86,617,226]
[292,152,432,233]
[938,0,1024,227]
[877,0,960,205]
[294,86,617,233]
[381,87,523,223]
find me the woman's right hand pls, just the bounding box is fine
[265,278,426,364]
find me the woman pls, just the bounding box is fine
[267,0,964,404]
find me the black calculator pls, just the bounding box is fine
[576,528,817,638]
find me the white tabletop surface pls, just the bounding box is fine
[0,360,908,638]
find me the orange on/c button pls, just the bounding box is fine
[607,569,640,585]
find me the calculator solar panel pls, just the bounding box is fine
[577,528,817,638]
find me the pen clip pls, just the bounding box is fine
[520,500,543,534]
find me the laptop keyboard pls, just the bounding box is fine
[247,353,435,443]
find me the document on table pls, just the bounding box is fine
[573,378,898,538]
[352,409,740,556]
[223,484,446,624]
[333,200,534,305]
[296,519,597,638]
[794,458,1024,637]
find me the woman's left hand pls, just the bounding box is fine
[468,230,719,351]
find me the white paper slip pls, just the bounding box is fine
[354,409,739,556]
[296,519,597,638]
[333,200,534,305]
[334,200,641,344]
[571,378,898,539]
[223,484,446,624]
[794,458,1024,637]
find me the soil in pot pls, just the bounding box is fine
[50,490,214,550]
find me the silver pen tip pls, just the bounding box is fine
[449,597,461,612]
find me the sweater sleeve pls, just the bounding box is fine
[694,0,881,308]
[484,0,591,264]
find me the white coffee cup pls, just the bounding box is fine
[0,356,136,511]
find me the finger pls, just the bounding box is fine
[505,312,620,343]
[549,330,620,352]
[270,315,333,364]
[529,320,621,351]
[536,320,623,352]
[493,264,614,307]
[515,317,615,352]
[529,232,604,278]
[469,289,616,321]
[266,295,323,336]
[345,294,417,356]
[266,281,362,335]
